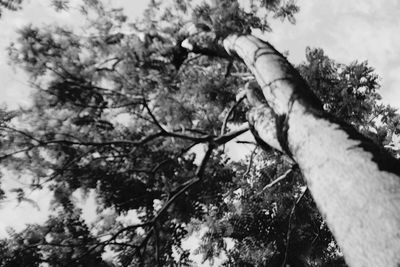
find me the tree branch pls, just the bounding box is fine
[242,146,258,179]
[259,166,296,194]
[281,187,308,267]
[220,95,245,136]
[42,132,164,147]
[64,143,214,266]
[0,146,36,161]
[214,124,249,145]
[142,96,167,132]
[0,125,42,143]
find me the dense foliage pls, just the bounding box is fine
[0,0,399,266]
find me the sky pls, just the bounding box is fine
[0,0,400,265]
[265,0,400,107]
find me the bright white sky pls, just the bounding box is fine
[270,0,400,108]
[0,0,399,265]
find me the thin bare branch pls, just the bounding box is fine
[281,187,308,267]
[242,146,258,179]
[259,167,294,194]
[236,140,258,145]
[142,97,167,132]
[0,125,42,143]
[220,96,245,136]
[43,132,164,147]
[95,57,122,72]
[0,146,36,160]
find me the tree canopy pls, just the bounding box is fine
[0,0,399,266]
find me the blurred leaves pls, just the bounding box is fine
[0,0,398,266]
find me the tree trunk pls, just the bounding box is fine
[220,34,400,267]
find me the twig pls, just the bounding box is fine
[224,60,233,78]
[95,57,122,72]
[259,167,293,194]
[0,131,167,161]
[167,131,212,143]
[0,125,42,143]
[178,54,202,70]
[242,146,258,179]
[61,221,152,267]
[142,97,167,132]
[44,136,162,147]
[138,229,153,267]
[0,146,36,160]
[236,140,257,145]
[220,96,245,136]
[281,187,308,267]
[40,148,97,186]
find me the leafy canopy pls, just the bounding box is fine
[0,0,399,266]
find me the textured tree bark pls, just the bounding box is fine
[221,34,400,267]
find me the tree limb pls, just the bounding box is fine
[242,145,258,179]
[259,166,295,193]
[181,30,400,266]
[281,187,308,267]
[220,95,245,136]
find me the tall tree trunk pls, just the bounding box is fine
[217,35,400,267]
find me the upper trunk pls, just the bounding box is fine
[220,34,400,267]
